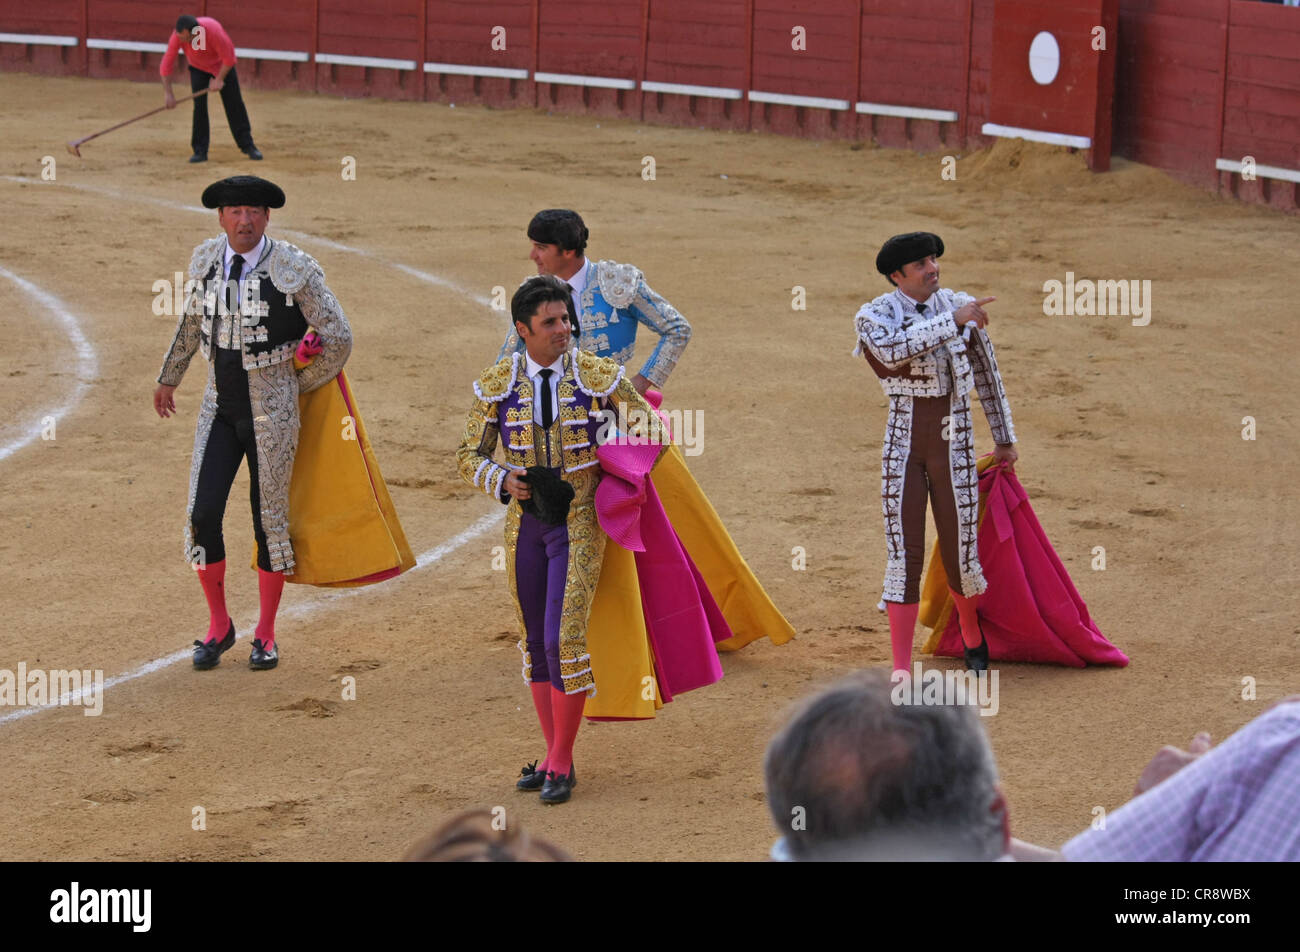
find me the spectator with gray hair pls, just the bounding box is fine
[402,809,571,862]
[764,669,1010,861]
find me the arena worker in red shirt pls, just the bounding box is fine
[160,14,263,164]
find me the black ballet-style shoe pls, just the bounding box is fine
[516,760,547,791]
[963,622,990,672]
[249,637,279,670]
[518,762,576,792]
[192,621,235,670]
[539,768,576,804]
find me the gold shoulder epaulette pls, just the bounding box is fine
[473,352,521,402]
[573,349,623,398]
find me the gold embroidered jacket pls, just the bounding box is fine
[457,349,669,503]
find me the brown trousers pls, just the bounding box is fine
[881,393,983,603]
[901,395,962,602]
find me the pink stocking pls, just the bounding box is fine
[887,601,919,675]
[255,568,285,647]
[949,589,983,649]
[529,682,555,773]
[547,687,587,777]
[195,559,231,642]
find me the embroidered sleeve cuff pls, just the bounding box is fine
[637,360,670,389]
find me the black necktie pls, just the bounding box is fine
[538,368,554,429]
[915,302,927,317]
[226,254,245,316]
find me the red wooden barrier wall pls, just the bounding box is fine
[642,0,748,130]
[860,0,971,151]
[1221,0,1300,210]
[0,0,81,73]
[747,0,857,138]
[423,1,533,108]
[1112,0,1227,187]
[1,0,1295,210]
[208,0,315,91]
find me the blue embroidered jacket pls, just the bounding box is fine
[498,259,691,388]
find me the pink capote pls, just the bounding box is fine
[930,463,1129,667]
[594,396,730,700]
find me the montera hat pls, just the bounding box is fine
[876,231,944,278]
[201,175,286,209]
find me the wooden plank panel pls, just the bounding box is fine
[1226,53,1300,93]
[1227,0,1300,29]
[1228,24,1300,61]
[1224,84,1300,122]
[1220,129,1300,166]
[1120,0,1226,21]
[0,0,82,34]
[425,1,533,66]
[88,0,184,40]
[751,2,856,98]
[756,0,855,13]
[537,0,640,77]
[208,1,313,48]
[318,0,421,60]
[647,0,745,27]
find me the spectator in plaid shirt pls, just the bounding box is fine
[1058,697,1300,861]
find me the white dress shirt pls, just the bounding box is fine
[561,259,589,324]
[523,351,565,427]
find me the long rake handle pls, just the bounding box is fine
[67,89,210,155]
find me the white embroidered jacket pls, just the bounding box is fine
[854,287,1016,446]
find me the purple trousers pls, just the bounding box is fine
[514,511,569,691]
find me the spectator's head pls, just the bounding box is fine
[764,669,1009,861]
[402,809,572,862]
[527,209,588,277]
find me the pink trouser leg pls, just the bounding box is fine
[529,682,555,773]
[255,568,285,647]
[950,589,983,649]
[887,601,919,675]
[195,559,231,642]
[547,687,587,777]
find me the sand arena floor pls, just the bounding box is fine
[1,72,1297,861]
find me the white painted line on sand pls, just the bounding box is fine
[0,510,503,726]
[0,266,98,462]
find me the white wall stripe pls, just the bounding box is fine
[1215,158,1300,185]
[237,46,311,63]
[981,122,1091,150]
[86,38,168,54]
[749,90,849,110]
[424,61,528,79]
[642,80,743,100]
[856,101,958,122]
[0,32,78,46]
[316,52,416,70]
[534,71,636,90]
